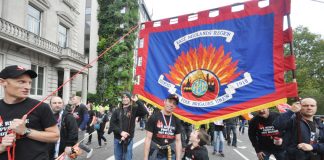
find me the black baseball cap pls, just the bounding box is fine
[166,94,179,105]
[0,65,37,79]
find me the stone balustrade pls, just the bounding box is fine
[62,47,88,64]
[0,18,62,56]
[0,18,87,64]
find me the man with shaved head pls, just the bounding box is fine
[0,65,59,160]
[274,98,324,160]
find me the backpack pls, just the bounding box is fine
[94,113,106,130]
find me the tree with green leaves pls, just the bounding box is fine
[97,0,139,106]
[291,26,324,113]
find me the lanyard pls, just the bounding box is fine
[161,111,172,135]
[56,110,63,129]
[54,110,63,158]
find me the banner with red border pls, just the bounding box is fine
[134,0,297,125]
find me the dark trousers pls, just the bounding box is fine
[97,130,107,146]
[87,125,94,143]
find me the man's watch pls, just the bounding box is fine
[23,128,31,137]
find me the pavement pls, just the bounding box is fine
[75,125,275,160]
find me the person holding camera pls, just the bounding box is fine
[109,93,148,160]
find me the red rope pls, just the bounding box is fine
[6,23,140,160]
[26,23,139,116]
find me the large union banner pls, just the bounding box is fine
[134,0,297,125]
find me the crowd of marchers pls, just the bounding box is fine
[0,65,323,160]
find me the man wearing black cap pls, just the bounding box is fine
[0,65,59,160]
[109,92,148,160]
[144,94,183,160]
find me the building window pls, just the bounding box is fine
[27,4,41,35]
[85,8,91,15]
[31,65,45,95]
[58,24,68,48]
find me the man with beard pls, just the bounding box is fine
[248,108,285,160]
[144,94,182,160]
[48,96,78,160]
[109,93,148,160]
[274,98,324,160]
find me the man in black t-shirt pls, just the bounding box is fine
[144,94,182,160]
[70,96,93,158]
[248,108,285,160]
[0,65,59,160]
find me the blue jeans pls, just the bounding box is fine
[226,124,237,146]
[114,138,134,160]
[213,131,224,152]
[262,150,286,160]
[239,120,246,134]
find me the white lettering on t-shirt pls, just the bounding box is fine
[0,119,30,138]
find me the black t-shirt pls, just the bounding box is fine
[145,111,182,146]
[248,112,283,152]
[0,98,57,160]
[73,103,88,127]
[182,144,209,160]
[87,110,96,126]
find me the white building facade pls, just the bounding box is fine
[0,0,88,104]
[84,0,99,94]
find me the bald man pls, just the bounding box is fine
[274,98,324,160]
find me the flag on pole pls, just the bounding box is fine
[134,0,297,125]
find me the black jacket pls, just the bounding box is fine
[49,110,78,159]
[109,101,148,139]
[273,110,324,160]
[182,144,209,160]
